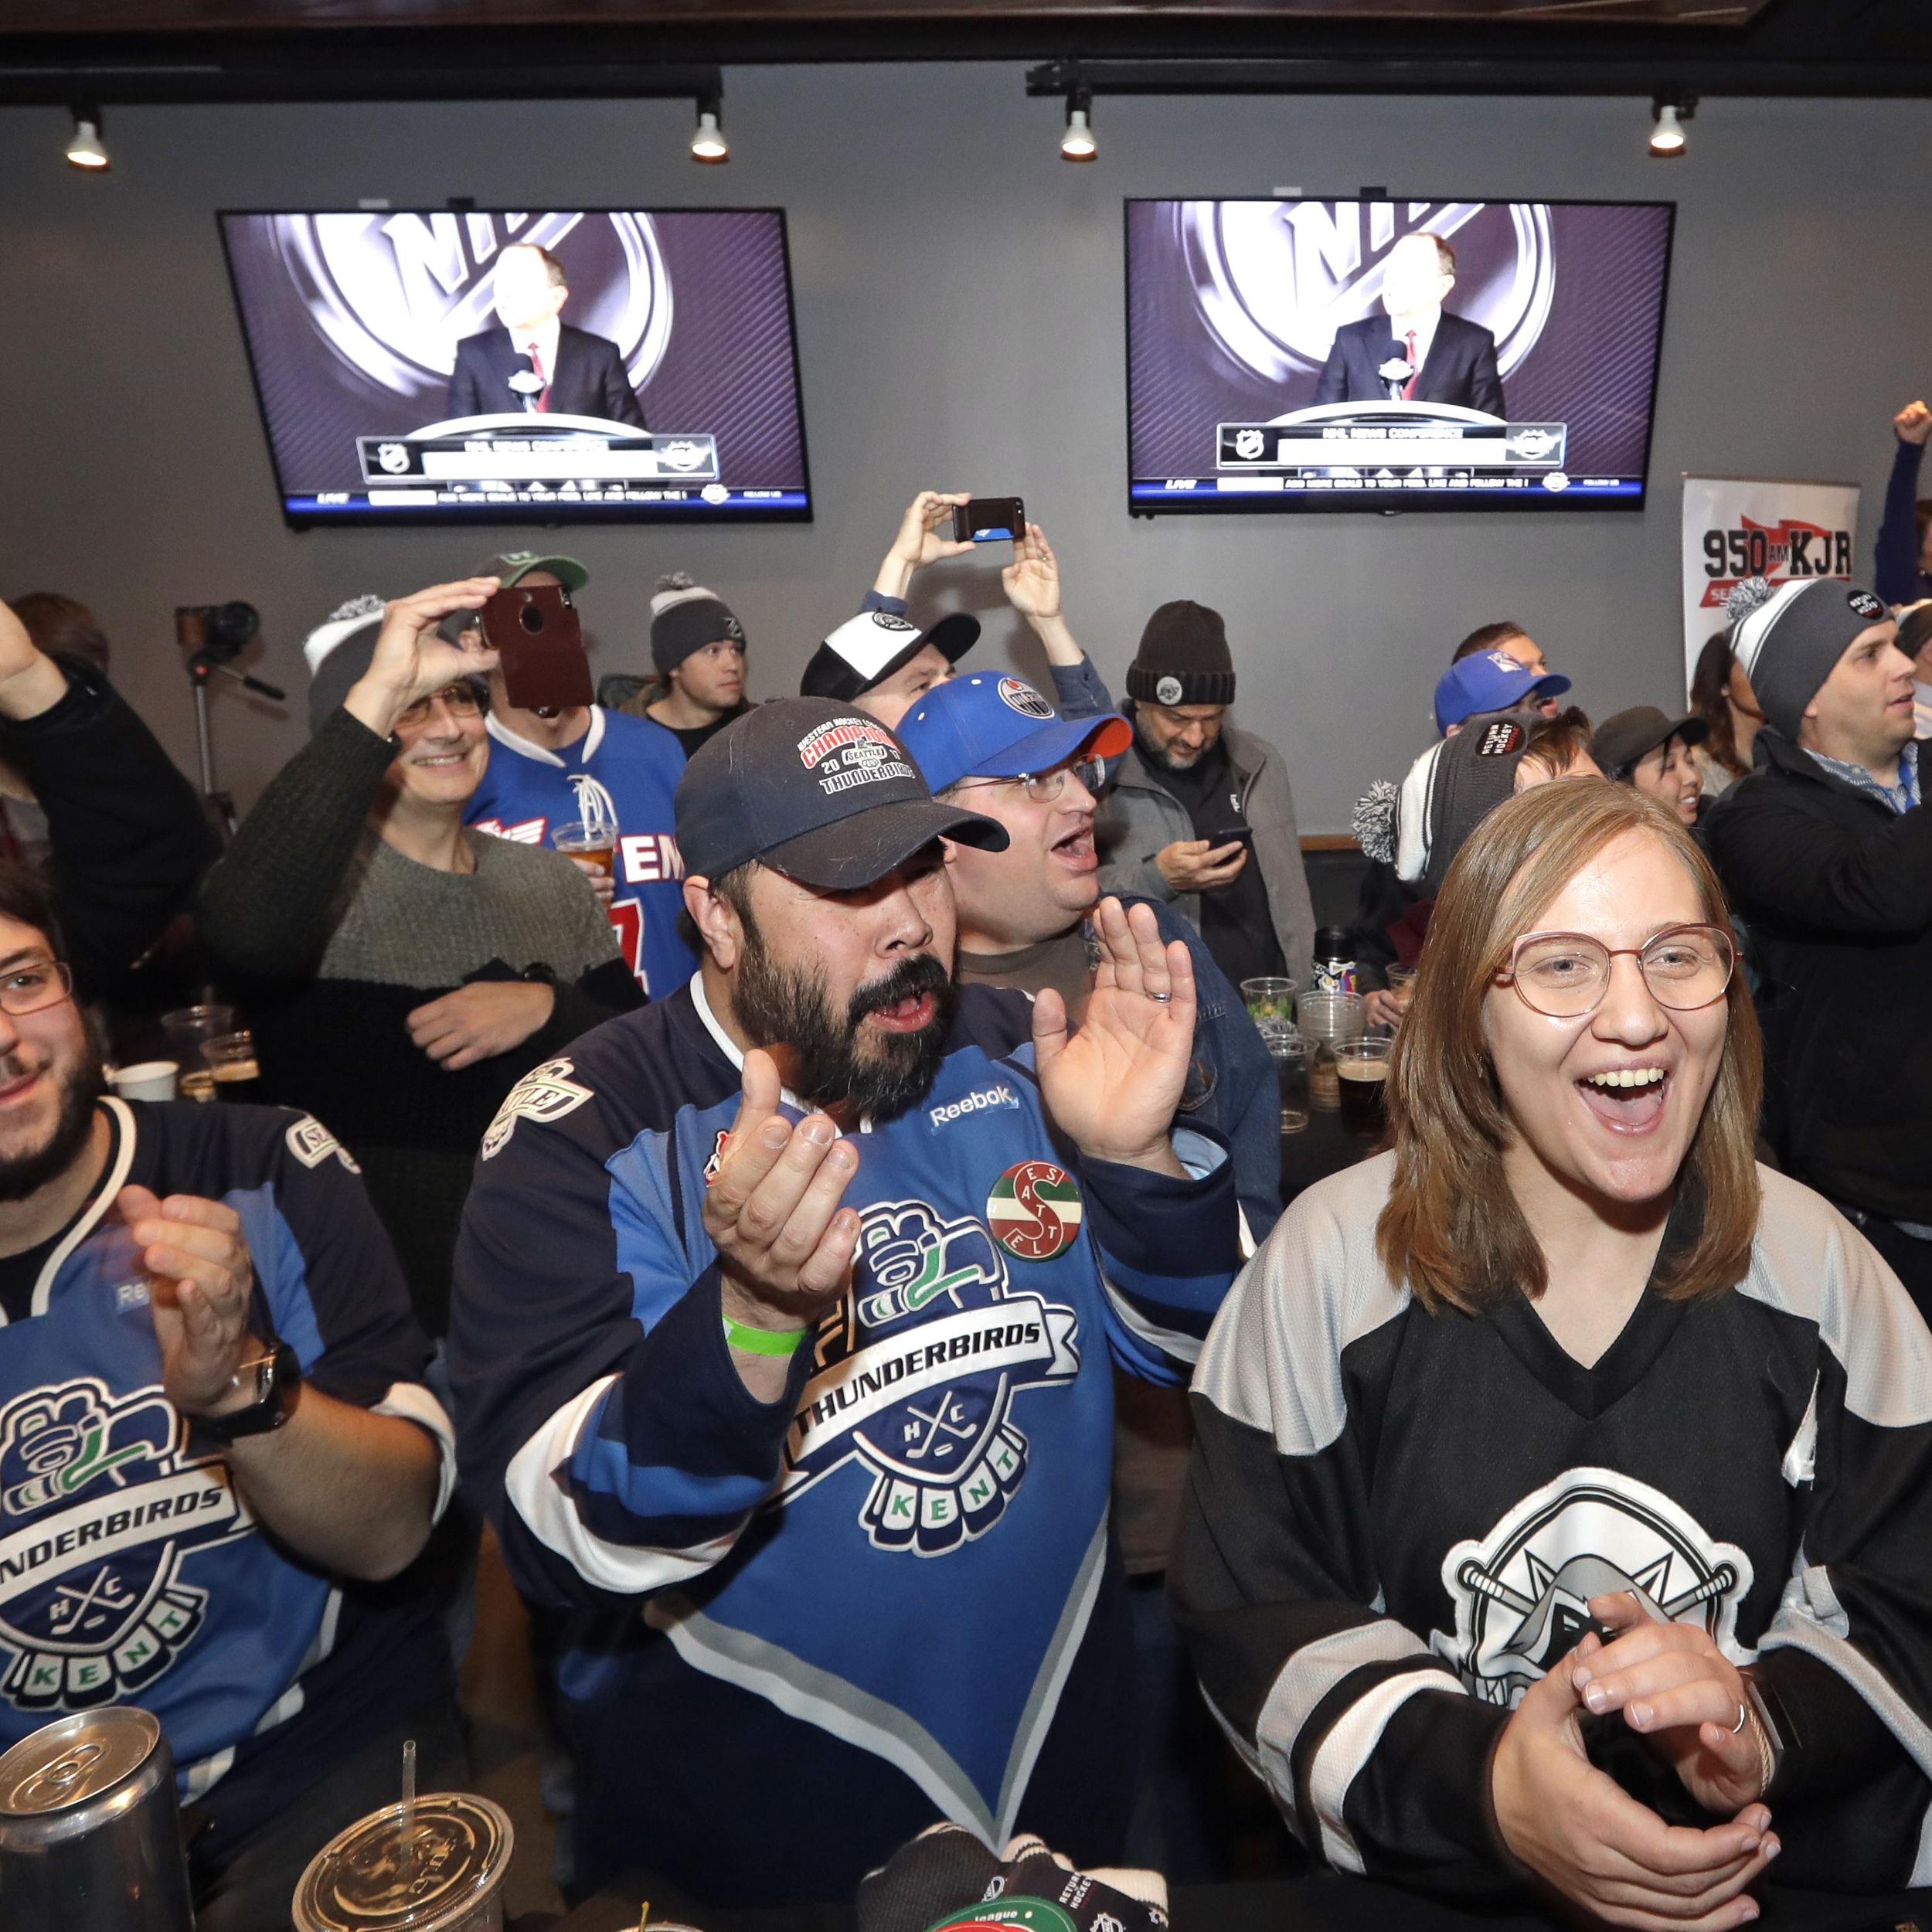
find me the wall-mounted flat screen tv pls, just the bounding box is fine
[219,207,812,527]
[1124,197,1674,514]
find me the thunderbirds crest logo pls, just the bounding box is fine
[0,1380,252,1711]
[779,1198,1080,1556]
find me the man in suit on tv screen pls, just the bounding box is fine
[445,242,647,429]
[1312,230,1505,417]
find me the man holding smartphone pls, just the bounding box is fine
[1094,601,1316,989]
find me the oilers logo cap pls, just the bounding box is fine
[676,697,1009,891]
[896,673,1132,795]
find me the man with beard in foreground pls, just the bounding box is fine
[451,698,1243,1908]
[0,864,454,1930]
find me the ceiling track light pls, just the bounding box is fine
[1060,88,1097,163]
[65,105,109,172]
[1648,97,1694,158]
[690,97,728,165]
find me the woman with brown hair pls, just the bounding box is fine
[1689,633,1764,798]
[1174,781,1932,1924]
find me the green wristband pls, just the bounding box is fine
[722,1312,809,1357]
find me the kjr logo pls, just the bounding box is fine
[1698,516,1854,605]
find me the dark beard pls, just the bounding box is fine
[734,934,956,1121]
[0,1050,104,1202]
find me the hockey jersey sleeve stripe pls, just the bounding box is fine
[506,1377,747,1594]
[1303,1662,1458,1874]
[370,1380,457,1522]
[1760,1586,1932,1786]
[1078,1145,1240,1321]
[1099,1270,1203,1374]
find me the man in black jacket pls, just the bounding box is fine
[1702,577,1932,1312]
[445,242,645,429]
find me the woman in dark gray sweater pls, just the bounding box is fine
[198,577,641,1335]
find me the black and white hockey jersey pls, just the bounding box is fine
[1173,1153,1932,1900]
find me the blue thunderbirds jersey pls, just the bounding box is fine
[467,706,696,998]
[0,1099,452,1856]
[451,980,1241,1906]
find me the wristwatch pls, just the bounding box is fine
[193,1336,303,1444]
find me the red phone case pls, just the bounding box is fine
[482,584,594,712]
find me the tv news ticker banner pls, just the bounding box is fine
[1682,475,1860,697]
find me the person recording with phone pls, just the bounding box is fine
[196,579,639,1341]
[444,242,645,430]
[1094,601,1316,989]
[799,491,1114,728]
[457,551,696,998]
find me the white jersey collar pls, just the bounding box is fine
[485,705,605,770]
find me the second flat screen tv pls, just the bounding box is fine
[1125,198,1674,514]
[220,207,812,526]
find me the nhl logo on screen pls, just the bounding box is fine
[266,209,674,399]
[1176,198,1556,385]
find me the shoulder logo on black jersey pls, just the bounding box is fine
[0,1379,253,1711]
[777,1199,1080,1556]
[285,1116,362,1175]
[1434,1468,1753,1705]
[480,1057,593,1161]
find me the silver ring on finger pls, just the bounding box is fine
[1730,1701,1749,1734]
[1148,990,1172,1004]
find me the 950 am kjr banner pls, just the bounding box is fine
[1682,474,1860,696]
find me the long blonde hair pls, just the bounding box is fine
[1376,782,1762,1313]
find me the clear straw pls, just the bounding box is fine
[400,1737,418,1875]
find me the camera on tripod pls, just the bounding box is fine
[175,602,260,665]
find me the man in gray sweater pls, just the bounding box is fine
[1094,600,1316,988]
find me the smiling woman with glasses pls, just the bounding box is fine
[1175,780,1932,1924]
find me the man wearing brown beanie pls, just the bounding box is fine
[1094,600,1315,987]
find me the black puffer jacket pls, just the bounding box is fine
[1703,727,1932,1222]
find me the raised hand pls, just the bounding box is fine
[1034,897,1195,1172]
[1002,523,1062,622]
[1492,1645,1777,1929]
[120,1185,264,1418]
[873,492,976,600]
[1895,400,1932,447]
[702,1049,861,1336]
[0,599,77,722]
[1570,1591,1771,1817]
[344,577,502,736]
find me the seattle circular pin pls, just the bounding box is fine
[986,1161,1083,1262]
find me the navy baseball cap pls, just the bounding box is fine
[1434,648,1571,735]
[896,673,1134,794]
[799,608,981,703]
[676,698,1009,891]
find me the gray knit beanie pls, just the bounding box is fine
[1728,577,1890,740]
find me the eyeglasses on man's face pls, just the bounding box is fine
[1498,923,1736,1019]
[0,957,73,1019]
[396,685,485,730]
[953,754,1107,806]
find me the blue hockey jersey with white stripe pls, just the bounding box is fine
[451,979,1241,1905]
[0,1098,453,1860]
[467,706,696,998]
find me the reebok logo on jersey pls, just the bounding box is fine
[928,1083,1018,1130]
[480,1058,594,1161]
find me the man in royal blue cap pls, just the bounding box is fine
[898,672,1280,1877]
[1437,649,1569,738]
[1433,645,1572,736]
[452,697,1245,1909]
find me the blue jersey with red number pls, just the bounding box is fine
[449,981,1242,1905]
[467,706,696,998]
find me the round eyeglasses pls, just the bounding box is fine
[952,753,1107,806]
[1499,923,1736,1019]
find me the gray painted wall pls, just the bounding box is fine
[0,73,1923,827]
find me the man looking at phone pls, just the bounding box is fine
[461,551,695,998]
[1094,601,1317,988]
[451,698,1243,1907]
[801,492,1114,729]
